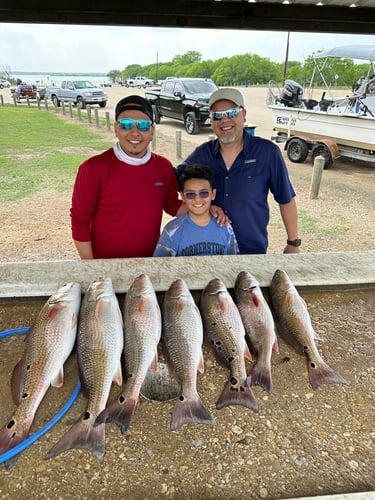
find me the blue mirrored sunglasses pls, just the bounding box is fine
[117,118,152,131]
[211,107,241,121]
[183,190,211,200]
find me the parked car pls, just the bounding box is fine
[45,80,107,109]
[145,77,218,134]
[11,84,46,100]
[0,79,11,89]
[123,76,154,88]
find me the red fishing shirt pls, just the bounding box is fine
[70,148,182,258]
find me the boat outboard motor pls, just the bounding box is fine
[279,79,303,107]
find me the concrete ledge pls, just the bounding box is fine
[1,250,374,298]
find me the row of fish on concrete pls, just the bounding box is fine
[0,269,347,467]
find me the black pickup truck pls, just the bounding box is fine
[145,78,218,134]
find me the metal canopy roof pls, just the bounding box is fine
[314,45,375,61]
[1,1,375,34]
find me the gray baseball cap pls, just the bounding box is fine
[208,88,245,109]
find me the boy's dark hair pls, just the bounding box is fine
[179,164,216,192]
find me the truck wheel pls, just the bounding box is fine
[99,101,107,108]
[184,112,199,135]
[152,105,161,124]
[311,143,333,169]
[286,138,308,163]
[77,97,86,109]
[52,95,60,107]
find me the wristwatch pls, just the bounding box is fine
[287,238,302,247]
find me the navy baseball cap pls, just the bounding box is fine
[115,95,154,122]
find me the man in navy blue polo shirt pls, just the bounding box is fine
[176,88,300,255]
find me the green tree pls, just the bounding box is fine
[107,69,122,84]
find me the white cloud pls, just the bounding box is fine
[0,23,374,73]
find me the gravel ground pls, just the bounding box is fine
[0,86,374,499]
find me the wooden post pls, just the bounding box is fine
[44,99,49,111]
[12,95,18,106]
[310,155,325,199]
[69,103,73,118]
[26,97,31,108]
[62,101,66,115]
[37,98,41,110]
[0,95,3,106]
[94,108,100,127]
[176,131,182,159]
[87,105,92,124]
[77,106,82,121]
[105,112,111,131]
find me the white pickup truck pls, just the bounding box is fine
[45,80,107,109]
[124,76,154,88]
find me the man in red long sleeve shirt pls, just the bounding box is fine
[70,95,184,259]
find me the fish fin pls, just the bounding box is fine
[307,360,348,390]
[113,365,123,386]
[252,294,260,308]
[71,311,78,330]
[45,413,105,462]
[94,394,138,436]
[284,291,295,306]
[47,302,64,320]
[197,353,205,374]
[11,352,27,405]
[95,299,109,319]
[150,351,159,372]
[216,380,259,412]
[244,343,253,362]
[137,297,147,313]
[0,415,32,460]
[218,293,229,314]
[170,394,216,431]
[51,367,64,388]
[273,336,280,353]
[246,364,272,393]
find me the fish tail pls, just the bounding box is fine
[307,360,348,390]
[45,416,106,462]
[0,416,31,468]
[246,364,273,393]
[171,394,216,431]
[94,395,138,436]
[216,380,259,413]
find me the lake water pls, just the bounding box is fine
[13,72,111,87]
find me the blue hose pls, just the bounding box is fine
[0,327,30,338]
[0,326,81,465]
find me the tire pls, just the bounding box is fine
[99,101,107,108]
[311,143,333,169]
[77,97,86,109]
[0,84,3,89]
[52,95,60,107]
[286,138,308,163]
[152,105,161,124]
[184,112,199,135]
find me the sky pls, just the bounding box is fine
[1,23,374,74]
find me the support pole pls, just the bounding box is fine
[310,155,324,199]
[176,131,182,159]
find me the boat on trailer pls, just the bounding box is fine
[267,45,375,168]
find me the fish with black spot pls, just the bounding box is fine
[200,277,258,412]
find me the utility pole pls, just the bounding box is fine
[283,31,290,79]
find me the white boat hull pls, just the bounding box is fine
[269,105,375,151]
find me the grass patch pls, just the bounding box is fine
[0,107,112,201]
[298,209,349,237]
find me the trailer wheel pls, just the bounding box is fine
[152,105,161,124]
[286,138,308,163]
[311,143,333,169]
